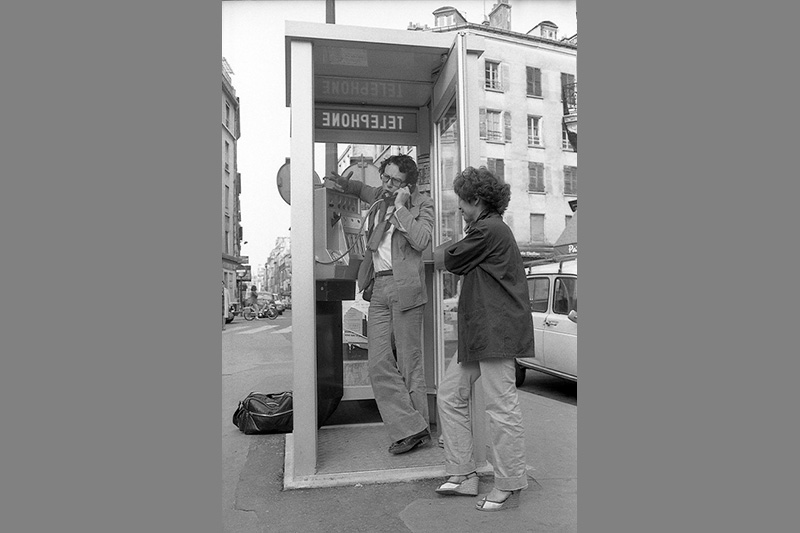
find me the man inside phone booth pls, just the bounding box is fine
[326,154,435,455]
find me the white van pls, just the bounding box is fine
[516,259,577,385]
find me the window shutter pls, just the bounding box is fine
[534,68,542,96]
[479,107,487,139]
[561,72,574,100]
[496,159,504,180]
[528,162,544,192]
[526,67,533,95]
[563,166,577,195]
[502,63,510,92]
[528,162,535,190]
[503,111,512,142]
[539,163,545,191]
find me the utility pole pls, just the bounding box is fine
[325,0,338,175]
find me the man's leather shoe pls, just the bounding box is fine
[388,429,430,455]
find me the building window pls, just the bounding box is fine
[437,14,454,26]
[486,110,502,142]
[225,215,231,254]
[561,73,576,101]
[485,61,501,91]
[225,185,230,210]
[224,141,231,171]
[487,158,504,180]
[527,116,542,146]
[530,214,545,242]
[564,166,577,196]
[562,125,574,150]
[528,162,544,193]
[528,277,550,313]
[526,67,542,97]
[225,102,231,128]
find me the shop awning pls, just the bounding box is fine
[553,211,576,260]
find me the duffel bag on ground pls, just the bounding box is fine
[232,391,293,434]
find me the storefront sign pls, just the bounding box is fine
[315,108,417,133]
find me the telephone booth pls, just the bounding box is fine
[285,21,488,488]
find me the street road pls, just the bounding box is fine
[222,310,576,532]
[223,311,294,533]
[517,369,578,406]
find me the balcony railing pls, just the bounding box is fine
[562,82,577,115]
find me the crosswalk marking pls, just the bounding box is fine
[236,324,278,335]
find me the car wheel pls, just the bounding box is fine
[515,362,526,387]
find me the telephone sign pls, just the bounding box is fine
[315,77,429,106]
[315,107,417,134]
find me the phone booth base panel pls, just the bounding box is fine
[284,423,494,489]
[315,279,356,425]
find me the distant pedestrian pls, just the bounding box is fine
[249,285,259,309]
[434,166,534,512]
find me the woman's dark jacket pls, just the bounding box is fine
[444,211,535,363]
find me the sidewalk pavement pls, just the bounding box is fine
[225,388,575,533]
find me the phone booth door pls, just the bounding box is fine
[430,31,489,465]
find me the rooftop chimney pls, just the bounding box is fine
[488,0,511,30]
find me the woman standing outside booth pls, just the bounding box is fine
[434,166,534,512]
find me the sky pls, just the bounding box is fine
[222,0,577,270]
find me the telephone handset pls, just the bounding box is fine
[381,182,415,203]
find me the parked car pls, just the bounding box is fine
[515,259,577,385]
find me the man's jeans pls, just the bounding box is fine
[368,275,429,442]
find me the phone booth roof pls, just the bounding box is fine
[285,21,456,108]
[285,21,459,145]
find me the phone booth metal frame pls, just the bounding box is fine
[285,20,487,487]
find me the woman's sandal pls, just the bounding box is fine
[475,489,521,512]
[435,472,479,496]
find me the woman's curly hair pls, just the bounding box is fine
[453,166,511,215]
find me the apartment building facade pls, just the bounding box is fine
[222,58,244,299]
[430,2,576,251]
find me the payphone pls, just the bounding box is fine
[313,187,365,281]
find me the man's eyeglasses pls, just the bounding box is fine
[380,174,405,187]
